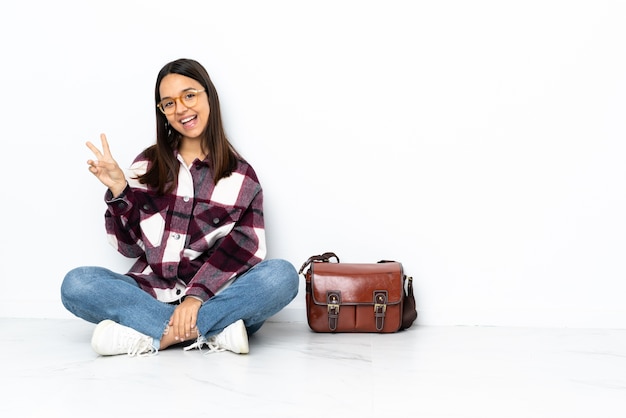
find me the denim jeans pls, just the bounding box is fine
[61,259,299,348]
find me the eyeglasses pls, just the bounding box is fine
[157,89,206,115]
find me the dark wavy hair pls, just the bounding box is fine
[136,58,239,194]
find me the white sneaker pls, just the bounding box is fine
[91,320,157,357]
[184,319,249,354]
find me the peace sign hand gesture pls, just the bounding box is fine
[86,133,128,198]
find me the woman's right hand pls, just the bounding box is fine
[86,133,127,198]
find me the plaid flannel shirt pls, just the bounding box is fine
[104,152,266,303]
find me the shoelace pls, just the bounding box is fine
[128,337,158,357]
[184,336,225,354]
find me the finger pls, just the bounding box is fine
[88,165,98,175]
[86,141,103,159]
[178,323,186,340]
[176,310,188,340]
[184,316,192,338]
[170,310,182,340]
[99,133,112,158]
[168,315,176,337]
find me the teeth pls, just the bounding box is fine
[181,116,195,123]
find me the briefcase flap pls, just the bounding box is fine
[309,262,404,306]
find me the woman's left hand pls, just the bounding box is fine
[169,297,202,341]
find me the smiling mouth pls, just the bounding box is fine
[181,115,196,125]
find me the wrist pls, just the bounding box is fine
[183,295,203,305]
[109,182,128,198]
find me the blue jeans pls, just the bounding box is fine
[61,259,299,347]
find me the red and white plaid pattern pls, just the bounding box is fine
[103,152,266,303]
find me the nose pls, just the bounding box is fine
[175,96,193,114]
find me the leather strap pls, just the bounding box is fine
[326,291,341,331]
[298,252,340,274]
[374,291,388,331]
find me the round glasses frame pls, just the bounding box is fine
[157,89,206,115]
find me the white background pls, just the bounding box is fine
[1,0,624,328]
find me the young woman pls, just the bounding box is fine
[61,58,299,356]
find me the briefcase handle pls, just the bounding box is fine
[298,251,340,275]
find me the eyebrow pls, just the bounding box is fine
[160,87,199,100]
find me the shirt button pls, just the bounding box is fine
[173,233,181,240]
[213,218,220,224]
[183,196,190,202]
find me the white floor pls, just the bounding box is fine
[2,318,626,418]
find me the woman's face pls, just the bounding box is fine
[158,73,210,141]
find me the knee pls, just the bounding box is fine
[60,266,99,303]
[264,259,299,296]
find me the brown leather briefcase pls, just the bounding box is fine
[299,252,417,333]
